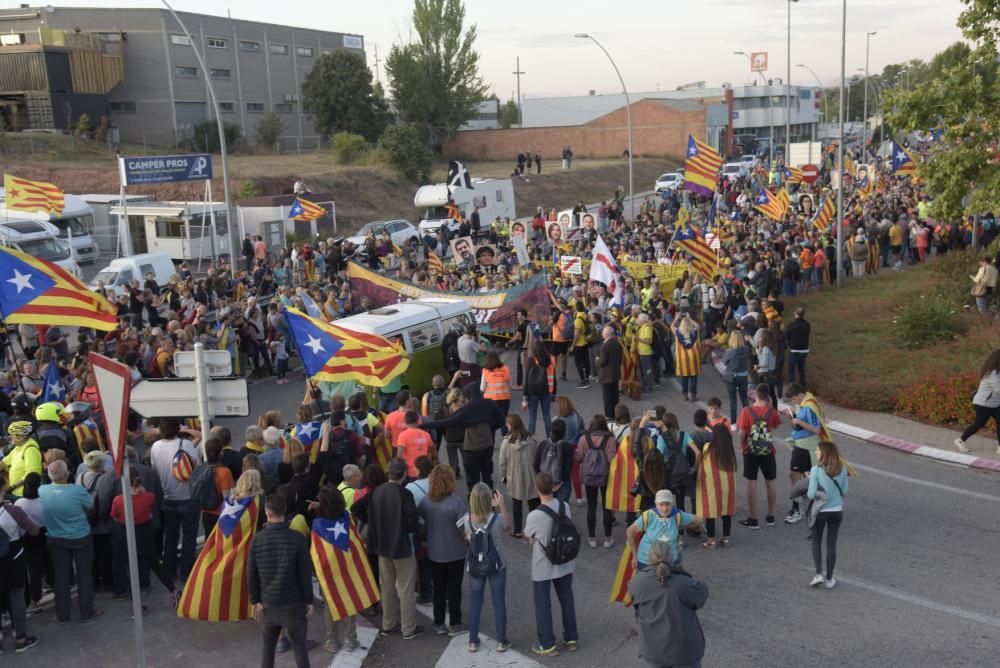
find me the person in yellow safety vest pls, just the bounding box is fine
[0,421,42,496]
[481,351,513,420]
[63,401,106,457]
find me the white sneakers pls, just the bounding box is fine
[954,438,970,453]
[603,538,614,549]
[810,574,837,589]
[824,578,837,589]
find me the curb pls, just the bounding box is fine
[706,352,1000,474]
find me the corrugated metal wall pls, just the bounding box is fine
[69,49,123,94]
[0,51,48,92]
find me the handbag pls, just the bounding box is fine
[972,280,987,297]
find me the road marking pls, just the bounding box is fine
[434,634,542,668]
[328,617,378,668]
[833,574,1000,630]
[847,462,1000,503]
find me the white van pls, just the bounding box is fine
[89,252,177,292]
[0,219,82,278]
[0,191,98,264]
[415,178,516,238]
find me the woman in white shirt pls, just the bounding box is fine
[955,350,1000,454]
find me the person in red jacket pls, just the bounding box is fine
[111,475,178,607]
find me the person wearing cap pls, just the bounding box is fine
[1,421,42,497]
[626,489,702,570]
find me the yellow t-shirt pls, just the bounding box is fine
[573,313,589,347]
[889,225,902,246]
[637,323,654,356]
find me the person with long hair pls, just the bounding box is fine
[722,331,750,424]
[554,396,585,505]
[419,465,469,636]
[753,328,779,408]
[697,425,737,549]
[521,340,556,437]
[314,485,362,654]
[671,312,702,402]
[498,414,539,537]
[807,441,848,589]
[636,448,667,512]
[481,351,513,421]
[659,413,699,514]
[463,482,512,653]
[954,349,1000,454]
[575,414,617,548]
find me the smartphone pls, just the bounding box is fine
[460,370,471,377]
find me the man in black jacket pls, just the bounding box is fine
[368,458,423,640]
[597,326,623,419]
[421,389,505,492]
[248,495,314,668]
[784,306,811,387]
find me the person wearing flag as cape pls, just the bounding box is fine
[781,382,829,525]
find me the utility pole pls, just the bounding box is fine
[786,0,799,160]
[836,0,847,287]
[373,44,382,85]
[512,57,525,126]
[862,31,877,156]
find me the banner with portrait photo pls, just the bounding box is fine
[473,243,498,269]
[449,236,476,264]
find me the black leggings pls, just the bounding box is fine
[705,516,731,538]
[511,497,540,535]
[429,559,464,627]
[811,511,843,579]
[573,344,591,382]
[585,484,613,539]
[960,404,1000,443]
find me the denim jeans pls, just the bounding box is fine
[782,278,797,297]
[49,535,95,623]
[725,375,749,423]
[639,355,655,392]
[787,352,808,387]
[161,497,200,582]
[680,375,699,396]
[468,568,508,645]
[527,393,552,437]
[533,573,578,649]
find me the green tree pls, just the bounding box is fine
[887,0,1000,220]
[255,112,284,152]
[331,131,368,164]
[498,98,519,129]
[301,49,389,142]
[379,122,432,182]
[385,0,488,148]
[189,120,242,153]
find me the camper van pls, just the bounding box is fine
[0,219,82,278]
[0,191,98,264]
[89,252,177,292]
[415,178,516,239]
[334,298,475,396]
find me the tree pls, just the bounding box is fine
[379,122,432,182]
[255,112,284,152]
[188,120,242,153]
[301,49,389,142]
[888,0,1000,221]
[499,98,519,129]
[385,0,489,148]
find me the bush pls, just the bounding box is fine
[331,132,369,165]
[235,180,258,203]
[255,112,284,152]
[378,123,431,182]
[893,296,957,348]
[188,121,243,153]
[896,372,997,430]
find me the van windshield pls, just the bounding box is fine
[423,206,451,220]
[51,215,93,238]
[94,270,119,285]
[19,238,70,261]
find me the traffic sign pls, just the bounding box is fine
[559,256,582,275]
[130,378,250,418]
[174,350,232,378]
[801,164,820,184]
[88,353,131,477]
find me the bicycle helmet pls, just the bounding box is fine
[7,421,33,437]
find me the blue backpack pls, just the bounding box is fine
[466,513,502,578]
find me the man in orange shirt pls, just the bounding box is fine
[395,411,435,479]
[799,245,815,292]
[383,391,412,447]
[201,437,235,536]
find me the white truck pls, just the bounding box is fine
[0,218,82,278]
[0,191,98,264]
[415,177,516,239]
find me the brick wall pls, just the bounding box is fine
[444,98,707,162]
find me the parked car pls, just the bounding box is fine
[346,219,420,249]
[739,154,758,171]
[655,172,683,194]
[721,162,746,182]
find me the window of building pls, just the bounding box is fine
[269,43,288,56]
[209,68,231,80]
[274,102,293,113]
[97,32,121,43]
[218,102,235,113]
[296,46,314,57]
[170,34,192,46]
[109,101,136,114]
[239,40,260,52]
[155,218,186,238]
[342,35,363,49]
[246,102,265,113]
[207,37,227,49]
[175,66,197,78]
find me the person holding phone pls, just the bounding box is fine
[463,483,512,653]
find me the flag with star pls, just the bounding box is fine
[41,361,66,404]
[0,245,116,330]
[783,166,806,184]
[682,135,723,197]
[287,197,326,222]
[284,307,409,387]
[891,140,917,176]
[810,195,837,233]
[292,420,322,461]
[4,174,65,214]
[753,188,790,222]
[311,512,379,622]
[672,209,716,281]
[177,495,259,621]
[427,249,445,275]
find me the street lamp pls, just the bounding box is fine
[797,63,825,125]
[862,30,877,155]
[576,33,634,220]
[786,0,799,159]
[162,0,233,262]
[836,0,847,287]
[735,50,775,166]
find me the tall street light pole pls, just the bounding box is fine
[797,64,825,124]
[862,31,877,157]
[734,50,774,166]
[576,33,634,220]
[836,0,847,287]
[512,57,525,126]
[786,0,799,161]
[162,0,233,259]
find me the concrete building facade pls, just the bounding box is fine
[0,5,365,150]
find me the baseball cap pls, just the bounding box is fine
[654,489,675,506]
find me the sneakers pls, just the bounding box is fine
[765,515,776,527]
[448,623,469,637]
[824,578,837,589]
[323,641,341,654]
[809,574,825,587]
[785,510,803,524]
[575,498,586,506]
[402,625,425,640]
[276,637,290,653]
[587,537,597,548]
[576,382,591,389]
[532,644,560,657]
[496,640,510,652]
[738,517,760,530]
[432,623,448,636]
[954,438,970,453]
[564,640,578,652]
[15,636,38,654]
[603,538,614,549]
[468,641,480,653]
[378,626,397,637]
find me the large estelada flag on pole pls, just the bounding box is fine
[311,513,380,621]
[0,245,116,329]
[605,435,641,512]
[753,188,790,221]
[177,495,259,621]
[4,174,65,214]
[682,135,723,197]
[890,140,917,176]
[672,210,716,281]
[590,234,625,308]
[284,307,409,387]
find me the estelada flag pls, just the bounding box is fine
[609,544,636,605]
[673,329,701,377]
[311,512,379,621]
[371,421,393,472]
[605,435,641,512]
[177,495,259,621]
[810,196,836,233]
[682,135,723,197]
[427,249,445,275]
[288,197,326,221]
[4,174,65,214]
[0,245,116,330]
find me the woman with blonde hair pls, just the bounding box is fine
[277,438,305,485]
[498,414,539,538]
[807,441,848,589]
[671,311,702,402]
[419,465,469,636]
[721,331,750,424]
[463,482,512,653]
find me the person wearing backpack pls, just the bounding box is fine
[521,341,556,438]
[534,418,575,505]
[0,470,41,653]
[626,489,703,571]
[660,413,698,516]
[0,421,42,497]
[191,438,235,537]
[149,417,203,583]
[463,483,512,653]
[574,415,617,549]
[523,472,579,657]
[498,415,539,538]
[736,384,783,530]
[421,375,450,453]
[553,397,585,505]
[318,410,365,487]
[77,451,114,593]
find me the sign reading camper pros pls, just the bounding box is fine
[119,154,214,186]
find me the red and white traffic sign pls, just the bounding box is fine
[88,352,132,477]
[801,164,820,184]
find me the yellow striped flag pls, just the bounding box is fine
[288,197,326,221]
[427,249,445,274]
[445,202,463,222]
[673,214,716,281]
[0,245,117,329]
[177,495,259,621]
[783,166,805,184]
[753,188,790,221]
[609,545,635,605]
[311,513,380,621]
[682,135,723,197]
[605,435,641,512]
[372,424,393,472]
[4,174,64,214]
[391,241,403,257]
[810,196,836,233]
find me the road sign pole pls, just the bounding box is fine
[194,343,212,453]
[120,460,146,668]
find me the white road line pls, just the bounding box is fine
[434,634,543,668]
[834,574,1000,630]
[328,618,379,668]
[847,462,1000,503]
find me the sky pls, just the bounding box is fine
[46,0,966,97]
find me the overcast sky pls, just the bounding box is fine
[51,0,965,97]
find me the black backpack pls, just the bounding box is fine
[0,508,11,559]
[537,500,580,565]
[189,463,222,511]
[466,513,502,578]
[524,357,549,395]
[537,439,563,484]
[424,390,447,420]
[326,429,355,486]
[666,432,695,489]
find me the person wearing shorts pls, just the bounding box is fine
[736,385,782,530]
[783,383,820,524]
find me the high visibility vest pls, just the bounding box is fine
[482,366,511,401]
